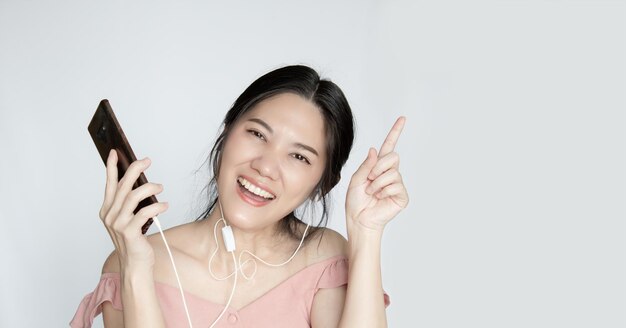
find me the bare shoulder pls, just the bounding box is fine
[101,248,120,274]
[304,227,349,263]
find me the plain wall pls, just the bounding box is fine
[0,0,624,327]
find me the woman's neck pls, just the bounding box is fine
[202,208,293,274]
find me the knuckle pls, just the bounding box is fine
[393,153,400,164]
[99,209,107,220]
[127,187,141,200]
[103,212,116,226]
[119,227,134,239]
[135,206,152,218]
[111,220,124,232]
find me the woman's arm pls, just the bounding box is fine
[118,266,165,327]
[101,251,167,328]
[338,226,386,328]
[101,268,166,328]
[338,117,408,328]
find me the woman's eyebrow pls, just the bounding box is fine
[247,117,319,157]
[247,118,273,133]
[295,143,319,157]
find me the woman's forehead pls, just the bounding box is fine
[244,94,325,132]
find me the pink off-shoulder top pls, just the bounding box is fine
[70,255,390,328]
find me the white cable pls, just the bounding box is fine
[208,209,311,281]
[153,216,194,328]
[209,250,238,328]
[208,218,249,280]
[238,222,310,280]
[153,198,310,328]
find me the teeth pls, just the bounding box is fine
[238,177,275,199]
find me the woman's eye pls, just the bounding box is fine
[248,130,265,141]
[292,153,311,165]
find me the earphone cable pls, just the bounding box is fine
[153,216,194,328]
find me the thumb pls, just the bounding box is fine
[350,148,378,186]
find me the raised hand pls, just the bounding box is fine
[99,149,169,269]
[345,117,409,232]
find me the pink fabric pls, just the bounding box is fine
[70,255,389,328]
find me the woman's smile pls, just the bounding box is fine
[236,176,276,207]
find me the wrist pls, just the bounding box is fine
[346,217,386,235]
[120,264,154,281]
[347,223,383,255]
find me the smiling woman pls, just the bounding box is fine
[199,66,356,245]
[214,93,330,234]
[70,65,407,328]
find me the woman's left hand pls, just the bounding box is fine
[345,117,409,232]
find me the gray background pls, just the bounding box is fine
[1,0,624,327]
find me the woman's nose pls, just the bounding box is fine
[250,153,279,180]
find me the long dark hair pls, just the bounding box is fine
[195,65,354,244]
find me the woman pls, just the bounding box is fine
[71,65,408,327]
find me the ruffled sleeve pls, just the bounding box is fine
[69,273,123,328]
[315,257,349,290]
[314,257,390,308]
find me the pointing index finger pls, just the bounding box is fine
[378,116,406,157]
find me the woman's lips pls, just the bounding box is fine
[236,180,274,207]
[237,176,276,199]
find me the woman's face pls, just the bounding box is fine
[217,93,327,231]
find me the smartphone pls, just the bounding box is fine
[88,99,156,234]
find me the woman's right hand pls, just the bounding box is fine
[99,149,169,270]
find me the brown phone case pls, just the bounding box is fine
[88,99,156,234]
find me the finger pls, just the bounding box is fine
[378,117,406,158]
[375,183,409,208]
[117,157,151,191]
[365,169,401,195]
[349,148,378,186]
[367,151,400,181]
[117,183,164,225]
[126,202,169,234]
[101,149,119,219]
[112,158,152,212]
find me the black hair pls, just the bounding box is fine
[195,65,354,244]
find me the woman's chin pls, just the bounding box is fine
[224,212,268,231]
